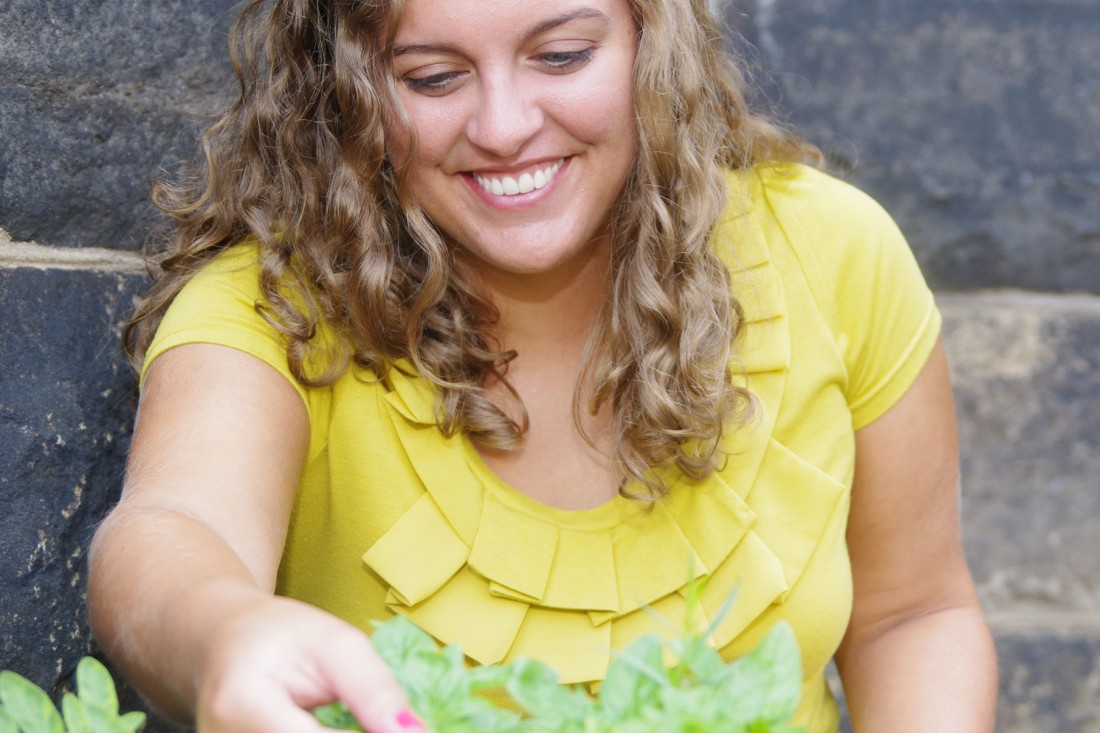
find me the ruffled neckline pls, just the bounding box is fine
[361,168,842,685]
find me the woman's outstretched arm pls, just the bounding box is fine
[88,344,416,733]
[836,338,998,731]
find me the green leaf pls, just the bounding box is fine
[423,644,470,708]
[117,711,146,733]
[313,702,362,731]
[358,612,803,733]
[719,622,803,725]
[0,707,19,733]
[62,693,92,733]
[467,663,512,692]
[670,634,725,686]
[75,658,119,716]
[368,617,536,733]
[504,658,590,727]
[598,634,668,723]
[83,703,131,733]
[369,616,439,671]
[0,670,65,733]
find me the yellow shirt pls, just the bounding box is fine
[145,164,941,732]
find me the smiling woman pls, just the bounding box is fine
[86,0,997,731]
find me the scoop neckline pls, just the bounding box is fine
[456,436,653,531]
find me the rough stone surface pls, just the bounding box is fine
[727,0,1100,293]
[941,295,1100,618]
[0,268,142,683]
[0,0,237,249]
[995,630,1100,733]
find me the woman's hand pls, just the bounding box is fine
[197,595,420,733]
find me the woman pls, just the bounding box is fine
[87,0,998,730]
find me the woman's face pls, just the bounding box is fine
[387,0,638,285]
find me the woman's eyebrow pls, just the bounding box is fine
[393,7,611,58]
[523,7,611,42]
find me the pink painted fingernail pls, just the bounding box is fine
[395,709,425,729]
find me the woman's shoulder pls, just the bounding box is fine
[721,162,921,288]
[730,162,899,241]
[180,240,266,292]
[149,241,269,348]
[143,241,346,404]
[725,163,941,430]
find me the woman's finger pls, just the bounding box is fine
[314,628,425,733]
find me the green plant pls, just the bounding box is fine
[0,599,803,732]
[0,657,145,733]
[315,614,806,733]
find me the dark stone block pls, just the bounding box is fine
[727,0,1100,293]
[0,0,237,249]
[0,268,142,688]
[0,86,203,251]
[995,630,1100,733]
[941,297,1100,615]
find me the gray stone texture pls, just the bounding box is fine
[0,266,187,732]
[0,0,236,249]
[0,0,1097,732]
[943,295,1100,619]
[727,0,1100,293]
[995,630,1100,733]
[0,268,139,681]
[947,296,1100,732]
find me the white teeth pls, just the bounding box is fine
[474,159,564,197]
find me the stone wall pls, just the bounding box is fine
[2,1,1097,731]
[1,2,235,730]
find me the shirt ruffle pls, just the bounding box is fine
[361,177,847,686]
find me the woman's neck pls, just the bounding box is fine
[464,238,621,510]
[468,236,613,361]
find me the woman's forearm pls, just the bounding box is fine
[87,503,273,721]
[89,501,416,733]
[836,604,998,732]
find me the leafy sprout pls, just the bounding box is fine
[0,658,145,733]
[0,586,804,733]
[317,601,806,733]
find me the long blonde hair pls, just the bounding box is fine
[125,0,820,498]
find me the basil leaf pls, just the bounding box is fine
[75,658,119,717]
[0,670,65,733]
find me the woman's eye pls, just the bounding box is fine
[404,71,465,94]
[536,48,594,73]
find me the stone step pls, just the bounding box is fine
[941,294,1100,621]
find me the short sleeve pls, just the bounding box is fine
[141,244,310,411]
[757,165,942,430]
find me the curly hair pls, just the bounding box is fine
[124,0,821,498]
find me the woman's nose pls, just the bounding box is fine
[465,75,544,158]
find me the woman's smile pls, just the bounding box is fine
[471,158,565,198]
[464,157,569,210]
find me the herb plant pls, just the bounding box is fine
[0,599,803,732]
[316,613,806,733]
[0,657,145,733]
